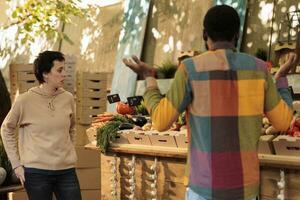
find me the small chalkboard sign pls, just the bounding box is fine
[127,96,143,106]
[107,94,121,104]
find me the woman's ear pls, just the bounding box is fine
[43,73,48,82]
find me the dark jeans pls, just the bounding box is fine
[24,168,82,200]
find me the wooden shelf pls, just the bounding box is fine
[259,154,300,169]
[85,143,187,158]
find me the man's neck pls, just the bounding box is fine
[209,41,236,51]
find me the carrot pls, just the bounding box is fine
[93,116,113,122]
[97,112,113,117]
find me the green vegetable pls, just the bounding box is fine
[135,100,149,115]
[96,115,129,153]
[178,111,186,125]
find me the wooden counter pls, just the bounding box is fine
[85,143,300,200]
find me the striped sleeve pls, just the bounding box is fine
[264,73,293,131]
[143,64,191,131]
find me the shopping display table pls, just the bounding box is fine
[85,143,300,200]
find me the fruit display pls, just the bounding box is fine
[116,102,135,115]
[86,109,188,153]
[287,118,300,137]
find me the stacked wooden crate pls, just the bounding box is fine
[75,72,108,199]
[75,146,101,200]
[63,55,76,94]
[9,64,38,101]
[76,72,107,125]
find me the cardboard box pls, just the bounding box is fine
[175,133,188,148]
[273,135,300,156]
[76,168,101,189]
[126,131,151,145]
[148,132,177,148]
[258,135,276,154]
[76,146,100,168]
[112,131,129,145]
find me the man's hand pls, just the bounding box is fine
[14,166,25,186]
[122,55,156,79]
[275,52,298,80]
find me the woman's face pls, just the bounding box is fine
[44,60,66,88]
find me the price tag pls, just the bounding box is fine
[127,96,143,106]
[107,94,121,104]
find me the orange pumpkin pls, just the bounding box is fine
[116,102,135,115]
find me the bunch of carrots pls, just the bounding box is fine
[91,112,115,129]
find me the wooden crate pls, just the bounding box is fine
[10,64,33,72]
[63,55,76,94]
[9,64,36,101]
[76,72,108,124]
[76,106,106,124]
[76,124,91,146]
[18,81,39,93]
[76,97,106,108]
[76,168,101,190]
[17,71,36,81]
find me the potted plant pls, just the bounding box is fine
[135,60,177,95]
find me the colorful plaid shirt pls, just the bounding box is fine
[143,44,293,200]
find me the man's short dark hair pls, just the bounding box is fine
[203,5,240,42]
[33,51,65,83]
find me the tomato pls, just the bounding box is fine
[294,119,300,128]
[116,102,135,115]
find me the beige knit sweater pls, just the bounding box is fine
[1,86,77,170]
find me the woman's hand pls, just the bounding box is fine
[122,55,156,79]
[14,165,25,186]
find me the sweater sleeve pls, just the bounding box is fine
[264,74,293,131]
[69,97,76,144]
[143,64,191,131]
[1,97,22,169]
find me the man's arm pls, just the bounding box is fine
[264,53,297,130]
[143,64,191,131]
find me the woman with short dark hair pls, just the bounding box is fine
[1,51,81,200]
